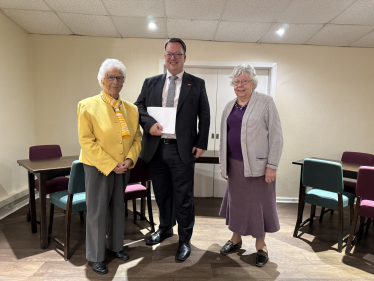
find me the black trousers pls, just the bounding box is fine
[148,141,195,242]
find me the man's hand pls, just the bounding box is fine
[192,147,205,158]
[265,167,277,183]
[149,123,163,136]
[113,158,133,174]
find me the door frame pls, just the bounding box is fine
[159,60,278,100]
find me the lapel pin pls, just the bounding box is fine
[188,84,191,86]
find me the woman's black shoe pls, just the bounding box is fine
[255,249,268,267]
[220,239,242,254]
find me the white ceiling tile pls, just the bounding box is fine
[278,0,355,24]
[165,0,225,20]
[2,9,71,34]
[0,0,50,10]
[58,13,117,37]
[215,21,271,42]
[306,24,373,46]
[112,16,166,38]
[103,0,164,17]
[45,0,107,15]
[167,19,217,40]
[349,30,374,47]
[223,0,292,22]
[332,0,374,25]
[261,23,323,44]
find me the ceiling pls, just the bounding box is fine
[1,0,374,48]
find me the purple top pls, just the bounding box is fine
[227,105,246,161]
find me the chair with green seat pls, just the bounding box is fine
[48,160,86,260]
[293,158,355,252]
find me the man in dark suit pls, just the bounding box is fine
[135,38,210,261]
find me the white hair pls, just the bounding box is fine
[229,63,258,89]
[97,58,126,87]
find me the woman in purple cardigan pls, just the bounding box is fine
[218,64,283,267]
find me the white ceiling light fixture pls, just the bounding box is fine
[276,28,285,36]
[148,22,157,30]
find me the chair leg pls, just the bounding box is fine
[28,172,37,233]
[345,197,361,254]
[350,204,354,225]
[309,205,316,227]
[293,186,306,237]
[79,211,84,222]
[125,200,128,217]
[146,182,155,233]
[365,218,372,235]
[358,216,365,241]
[338,194,344,253]
[331,210,334,215]
[140,197,146,220]
[319,207,325,223]
[64,195,73,261]
[132,199,137,221]
[48,203,54,244]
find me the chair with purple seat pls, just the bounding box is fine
[346,166,374,254]
[124,158,155,233]
[27,145,70,226]
[341,151,374,195]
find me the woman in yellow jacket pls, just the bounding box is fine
[78,58,141,275]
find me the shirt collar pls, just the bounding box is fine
[166,70,184,81]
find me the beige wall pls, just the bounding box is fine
[1,22,373,202]
[30,35,374,199]
[0,13,35,202]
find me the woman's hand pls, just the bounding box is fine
[220,169,228,180]
[113,158,133,174]
[265,167,277,183]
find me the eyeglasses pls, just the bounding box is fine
[233,79,252,86]
[106,74,125,83]
[164,53,184,59]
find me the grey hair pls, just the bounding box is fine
[229,63,258,89]
[97,58,126,87]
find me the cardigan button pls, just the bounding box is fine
[119,142,122,144]
[119,152,123,154]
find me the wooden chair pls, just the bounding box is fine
[346,166,374,254]
[293,158,355,252]
[48,160,86,260]
[125,158,155,233]
[27,145,70,226]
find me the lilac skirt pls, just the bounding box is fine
[219,157,280,238]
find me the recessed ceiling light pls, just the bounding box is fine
[276,28,285,36]
[148,22,157,30]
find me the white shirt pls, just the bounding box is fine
[161,70,184,139]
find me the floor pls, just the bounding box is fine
[0,198,374,280]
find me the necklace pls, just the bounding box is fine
[234,99,249,110]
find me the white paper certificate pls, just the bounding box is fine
[147,107,177,134]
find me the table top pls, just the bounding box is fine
[17,150,219,174]
[292,157,362,173]
[17,155,79,173]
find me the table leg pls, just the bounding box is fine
[38,173,48,249]
[28,172,37,233]
[293,165,305,237]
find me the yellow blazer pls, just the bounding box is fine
[78,94,142,176]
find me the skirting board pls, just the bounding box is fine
[0,192,298,220]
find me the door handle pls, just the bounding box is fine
[216,134,219,139]
[211,133,215,139]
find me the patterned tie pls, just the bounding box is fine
[166,75,178,107]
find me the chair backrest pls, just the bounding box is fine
[302,158,344,193]
[128,158,151,184]
[341,151,374,166]
[356,166,374,200]
[29,145,62,160]
[68,160,85,194]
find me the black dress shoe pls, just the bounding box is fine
[111,249,130,261]
[89,261,108,275]
[220,239,242,255]
[255,249,269,267]
[176,241,191,261]
[145,228,173,245]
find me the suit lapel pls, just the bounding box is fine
[153,73,166,106]
[177,72,192,112]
